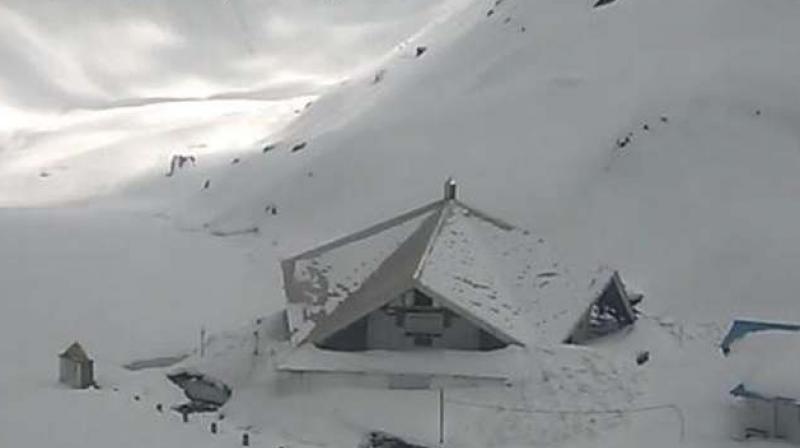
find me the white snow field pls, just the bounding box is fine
[2,0,800,447]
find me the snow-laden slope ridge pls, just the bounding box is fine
[196,0,800,325]
[136,2,800,444]
[0,0,461,116]
[3,0,800,448]
[0,0,474,206]
[0,97,315,206]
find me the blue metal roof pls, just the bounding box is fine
[720,320,800,355]
[730,383,768,401]
[730,383,800,403]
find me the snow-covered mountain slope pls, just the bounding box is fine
[194,0,800,325]
[3,0,800,447]
[0,0,469,205]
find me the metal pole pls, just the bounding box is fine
[439,388,445,445]
[202,326,206,357]
[773,401,778,438]
[253,330,259,356]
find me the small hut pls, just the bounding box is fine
[59,342,94,389]
[724,328,800,443]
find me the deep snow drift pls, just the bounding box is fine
[3,0,800,447]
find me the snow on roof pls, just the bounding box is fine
[720,319,800,354]
[283,201,442,344]
[423,201,619,344]
[59,342,91,362]
[282,198,621,346]
[416,201,524,343]
[278,344,523,380]
[729,331,800,401]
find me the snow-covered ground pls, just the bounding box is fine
[3,0,800,447]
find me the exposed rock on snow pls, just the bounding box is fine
[124,354,189,371]
[360,431,428,448]
[167,370,232,410]
[593,0,619,8]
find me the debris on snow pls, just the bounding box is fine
[373,69,387,85]
[593,0,619,8]
[165,154,196,177]
[359,431,429,448]
[209,227,259,237]
[123,354,189,371]
[167,370,232,411]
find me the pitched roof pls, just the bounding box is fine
[728,331,800,401]
[59,342,90,362]
[282,198,618,347]
[720,319,800,354]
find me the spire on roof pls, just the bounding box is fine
[444,177,457,200]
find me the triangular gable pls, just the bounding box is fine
[60,342,90,362]
[283,201,441,344]
[603,272,635,323]
[283,199,531,347]
[413,282,523,346]
[305,209,442,345]
[564,271,635,344]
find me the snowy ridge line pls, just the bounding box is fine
[411,200,449,280]
[444,398,686,443]
[411,210,448,278]
[361,0,476,74]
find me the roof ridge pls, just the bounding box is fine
[283,199,444,262]
[60,341,90,361]
[451,199,517,232]
[412,200,453,281]
[413,201,527,343]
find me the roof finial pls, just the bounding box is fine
[444,177,457,200]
